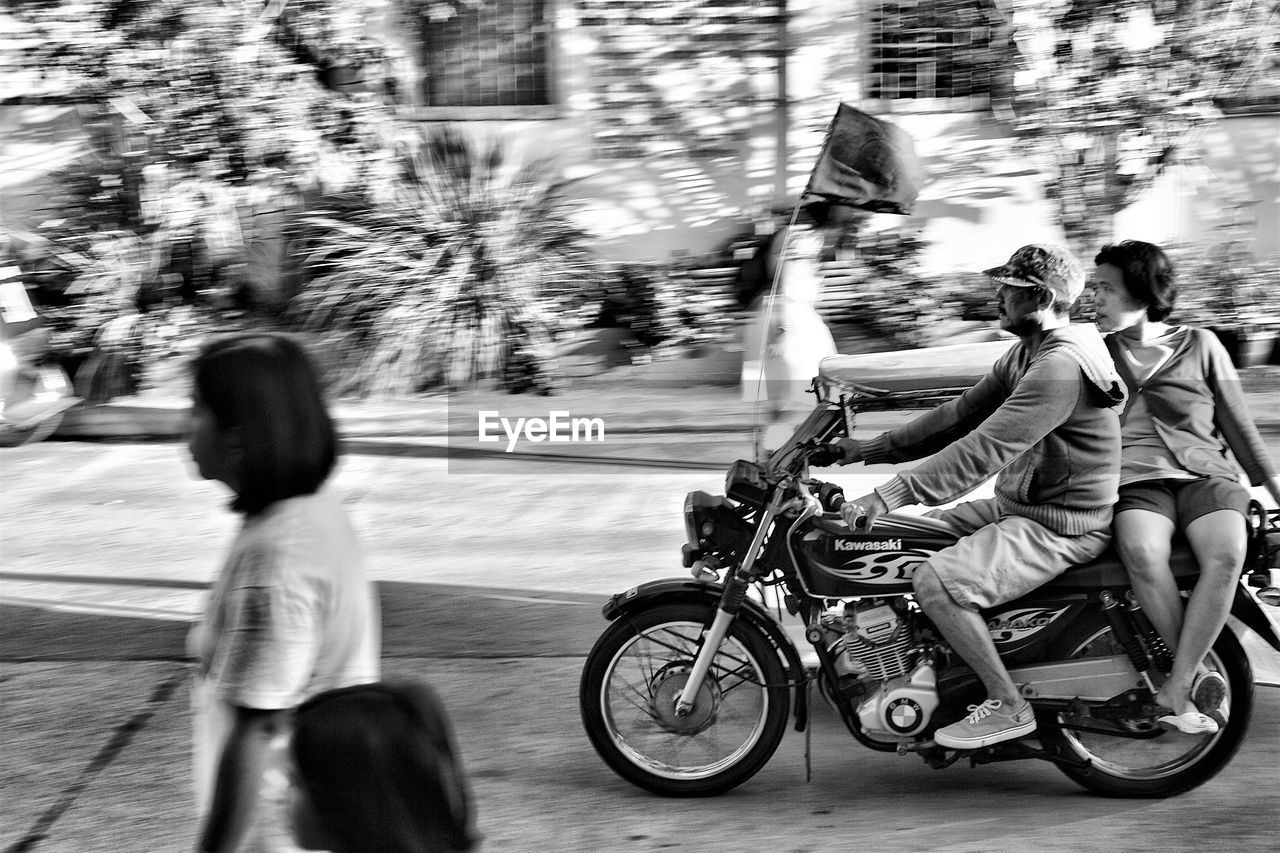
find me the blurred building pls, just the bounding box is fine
[363,0,1279,271]
[3,1,1278,274]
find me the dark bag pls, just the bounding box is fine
[803,103,924,216]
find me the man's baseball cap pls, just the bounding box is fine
[983,244,1085,304]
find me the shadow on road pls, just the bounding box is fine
[1,579,612,662]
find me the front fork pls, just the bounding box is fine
[674,488,787,717]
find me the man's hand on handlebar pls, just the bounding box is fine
[808,437,861,467]
[840,491,888,530]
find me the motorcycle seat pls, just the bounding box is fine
[1046,543,1201,591]
[818,340,1013,394]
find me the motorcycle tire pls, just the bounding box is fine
[1035,611,1252,798]
[579,601,790,797]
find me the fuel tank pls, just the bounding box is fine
[792,513,957,597]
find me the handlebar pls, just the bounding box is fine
[795,473,867,529]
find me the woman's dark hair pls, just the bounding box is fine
[733,228,783,308]
[732,209,825,308]
[293,681,478,853]
[192,332,336,515]
[1094,240,1178,321]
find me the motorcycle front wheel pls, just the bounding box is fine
[579,601,790,797]
[1036,612,1252,798]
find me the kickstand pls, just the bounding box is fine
[804,676,813,783]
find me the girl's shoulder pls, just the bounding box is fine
[240,492,349,551]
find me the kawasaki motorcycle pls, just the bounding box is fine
[579,345,1280,798]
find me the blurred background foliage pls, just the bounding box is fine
[291,128,602,396]
[1,0,1277,400]
[1006,0,1280,254]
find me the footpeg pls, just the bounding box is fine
[897,739,936,755]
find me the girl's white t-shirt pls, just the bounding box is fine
[190,489,380,815]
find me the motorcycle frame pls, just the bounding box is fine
[658,381,1280,745]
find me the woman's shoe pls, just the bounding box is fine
[1191,670,1227,716]
[1157,710,1220,735]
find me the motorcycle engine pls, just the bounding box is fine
[822,599,940,739]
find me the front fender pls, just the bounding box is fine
[1234,584,1280,653]
[602,578,810,731]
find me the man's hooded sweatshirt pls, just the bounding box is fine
[864,324,1128,536]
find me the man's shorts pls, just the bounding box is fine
[1115,476,1252,527]
[920,498,1111,612]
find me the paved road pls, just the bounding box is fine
[5,439,1280,852]
[7,655,1279,853]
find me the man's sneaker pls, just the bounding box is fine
[933,699,1036,749]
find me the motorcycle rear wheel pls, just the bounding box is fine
[579,601,790,797]
[1036,613,1252,798]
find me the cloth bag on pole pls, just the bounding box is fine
[802,103,924,216]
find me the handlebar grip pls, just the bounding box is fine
[816,482,846,513]
[806,444,844,468]
[820,494,868,529]
[818,510,867,530]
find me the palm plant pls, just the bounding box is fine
[291,128,602,396]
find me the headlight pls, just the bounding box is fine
[683,490,751,550]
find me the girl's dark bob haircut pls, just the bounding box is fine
[1094,239,1178,322]
[193,332,336,515]
[293,680,478,853]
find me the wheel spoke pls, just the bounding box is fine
[615,676,660,720]
[634,627,699,659]
[714,660,758,695]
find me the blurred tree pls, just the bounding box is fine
[4,0,397,395]
[1004,0,1279,253]
[291,127,602,396]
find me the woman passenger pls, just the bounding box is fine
[1092,240,1280,734]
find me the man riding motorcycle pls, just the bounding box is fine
[831,244,1128,749]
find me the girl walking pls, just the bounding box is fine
[187,332,381,851]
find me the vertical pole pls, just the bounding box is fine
[774,0,789,206]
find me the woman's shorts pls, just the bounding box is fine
[1115,476,1252,526]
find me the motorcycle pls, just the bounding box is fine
[1,257,78,446]
[579,348,1280,798]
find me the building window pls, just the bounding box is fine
[865,0,1009,106]
[419,0,552,116]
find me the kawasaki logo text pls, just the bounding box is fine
[835,538,903,552]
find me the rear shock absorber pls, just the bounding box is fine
[1100,590,1157,694]
[1124,591,1174,675]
